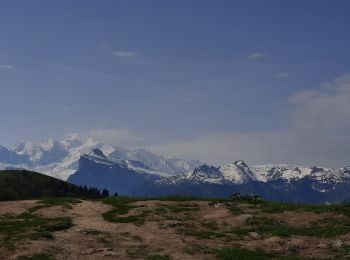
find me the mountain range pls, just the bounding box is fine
[0,135,203,179]
[1,136,350,203]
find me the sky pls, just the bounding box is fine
[0,0,350,167]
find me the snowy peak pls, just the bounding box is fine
[90,149,107,159]
[12,140,43,163]
[109,147,203,175]
[79,149,170,177]
[192,165,222,178]
[1,136,203,180]
[166,162,256,185]
[234,160,248,167]
[61,133,85,149]
[12,140,27,154]
[164,160,350,187]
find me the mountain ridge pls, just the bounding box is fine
[67,149,350,203]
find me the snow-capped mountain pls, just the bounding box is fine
[68,149,161,195]
[1,135,350,202]
[159,160,350,187]
[66,150,350,203]
[0,135,202,180]
[109,147,203,175]
[160,161,255,185]
[3,135,114,180]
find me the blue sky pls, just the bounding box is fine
[1,0,350,167]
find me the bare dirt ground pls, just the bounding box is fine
[0,199,349,259]
[0,200,38,215]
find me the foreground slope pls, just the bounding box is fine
[1,196,350,259]
[0,170,94,200]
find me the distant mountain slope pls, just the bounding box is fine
[0,135,203,180]
[0,170,100,200]
[68,151,350,203]
[109,148,203,175]
[68,149,160,195]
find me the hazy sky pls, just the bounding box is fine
[1,0,350,167]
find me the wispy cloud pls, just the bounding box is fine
[0,64,15,70]
[275,72,290,78]
[290,73,350,130]
[0,54,161,90]
[62,106,72,111]
[0,54,115,79]
[99,43,152,63]
[248,52,266,59]
[148,73,350,168]
[89,128,144,146]
[111,51,139,59]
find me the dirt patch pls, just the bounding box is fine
[269,211,341,227]
[0,200,38,215]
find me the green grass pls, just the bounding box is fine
[16,253,56,260]
[215,247,271,260]
[229,228,251,237]
[29,197,81,212]
[103,197,199,225]
[157,195,228,202]
[39,197,81,207]
[244,215,350,238]
[183,243,212,255]
[215,247,304,260]
[146,254,172,260]
[202,221,219,230]
[180,228,226,239]
[229,194,350,217]
[102,196,148,224]
[158,204,199,213]
[260,200,350,216]
[0,212,72,249]
[83,229,104,235]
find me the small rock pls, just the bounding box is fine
[102,252,121,257]
[235,214,252,222]
[332,239,343,249]
[316,243,327,249]
[214,203,221,208]
[82,248,98,254]
[248,232,260,239]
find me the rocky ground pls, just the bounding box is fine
[1,197,350,259]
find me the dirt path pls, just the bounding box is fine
[1,200,213,259]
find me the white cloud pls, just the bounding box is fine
[89,128,143,146]
[148,73,350,168]
[148,130,350,168]
[99,43,152,63]
[62,106,72,111]
[0,64,14,70]
[66,74,350,168]
[111,51,139,58]
[0,54,115,79]
[248,53,266,59]
[290,73,350,130]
